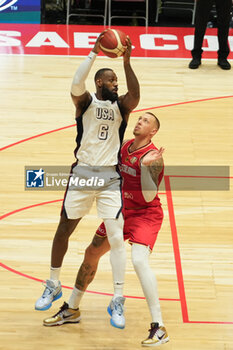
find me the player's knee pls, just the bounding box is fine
[55,224,71,240]
[131,245,149,271]
[103,215,124,249]
[131,253,146,271]
[53,228,67,242]
[109,232,124,250]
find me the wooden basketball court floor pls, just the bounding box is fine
[0,52,233,350]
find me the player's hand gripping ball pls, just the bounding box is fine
[100,29,128,58]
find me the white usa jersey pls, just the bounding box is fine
[75,93,127,166]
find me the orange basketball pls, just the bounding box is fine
[100,29,128,58]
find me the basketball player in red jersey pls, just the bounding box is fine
[43,112,169,347]
[35,31,140,330]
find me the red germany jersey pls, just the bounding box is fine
[119,139,164,209]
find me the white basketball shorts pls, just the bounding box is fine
[62,162,123,220]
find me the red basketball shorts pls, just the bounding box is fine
[96,206,164,251]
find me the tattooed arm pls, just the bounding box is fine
[140,148,164,202]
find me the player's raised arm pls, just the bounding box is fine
[119,36,140,120]
[70,33,104,116]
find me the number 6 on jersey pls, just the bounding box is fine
[98,124,109,140]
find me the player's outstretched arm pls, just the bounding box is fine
[70,33,104,115]
[119,36,140,120]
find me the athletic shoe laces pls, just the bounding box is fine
[148,322,160,339]
[114,301,124,316]
[41,282,55,298]
[53,302,69,318]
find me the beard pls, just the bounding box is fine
[101,84,118,102]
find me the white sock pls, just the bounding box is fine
[68,286,84,309]
[50,266,61,286]
[113,286,124,300]
[131,244,164,327]
[104,215,126,298]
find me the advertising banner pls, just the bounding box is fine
[0,24,233,58]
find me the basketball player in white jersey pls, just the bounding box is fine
[35,32,140,329]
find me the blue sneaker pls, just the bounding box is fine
[107,296,125,329]
[35,280,62,311]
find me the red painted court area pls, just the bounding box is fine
[0,23,233,58]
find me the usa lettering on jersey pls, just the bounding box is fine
[96,108,114,121]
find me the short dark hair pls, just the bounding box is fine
[94,68,113,82]
[146,112,160,130]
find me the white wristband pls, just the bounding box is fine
[88,51,97,59]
